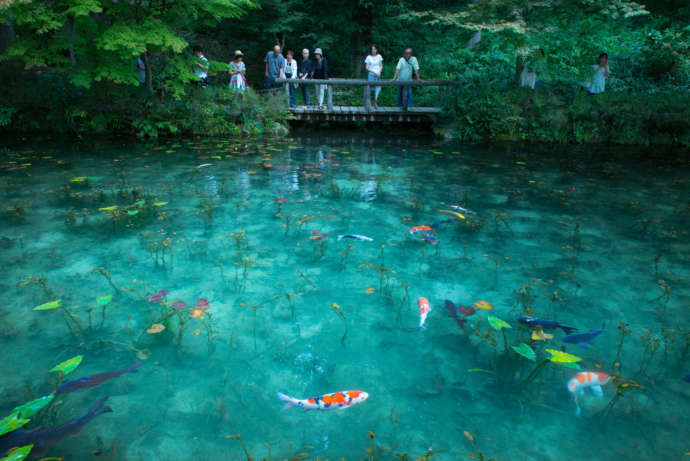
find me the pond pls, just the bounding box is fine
[0,135,688,460]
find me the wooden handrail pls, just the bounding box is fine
[274,78,458,87]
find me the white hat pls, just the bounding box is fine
[302,48,309,54]
[314,48,323,56]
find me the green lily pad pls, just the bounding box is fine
[153,202,168,206]
[545,349,582,363]
[127,210,139,216]
[10,395,54,419]
[96,294,113,306]
[33,300,61,311]
[511,343,536,361]
[0,444,33,461]
[50,355,83,376]
[487,315,512,331]
[133,200,145,206]
[0,413,30,437]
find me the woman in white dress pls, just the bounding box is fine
[229,50,247,92]
[586,53,610,94]
[364,45,383,108]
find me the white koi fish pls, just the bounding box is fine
[278,390,369,411]
[337,234,373,241]
[418,297,431,330]
[567,371,610,416]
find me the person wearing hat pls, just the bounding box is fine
[265,44,286,89]
[229,50,247,93]
[312,48,329,108]
[298,49,314,106]
[285,50,298,106]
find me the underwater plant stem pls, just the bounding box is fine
[520,359,550,389]
[501,329,509,354]
[227,434,254,461]
[59,305,83,336]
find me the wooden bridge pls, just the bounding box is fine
[274,78,458,123]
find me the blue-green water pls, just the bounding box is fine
[0,137,689,460]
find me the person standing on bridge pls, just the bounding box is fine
[365,44,383,108]
[392,47,420,109]
[285,50,298,106]
[264,45,286,90]
[298,49,314,106]
[313,48,329,109]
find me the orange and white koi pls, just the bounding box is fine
[409,225,432,234]
[277,390,369,411]
[567,371,610,416]
[418,297,431,330]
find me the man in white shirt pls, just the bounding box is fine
[193,45,209,88]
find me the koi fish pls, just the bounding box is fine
[562,325,605,349]
[683,374,690,383]
[277,390,369,411]
[516,317,576,334]
[444,300,467,330]
[418,297,431,330]
[0,397,112,457]
[420,230,438,245]
[409,225,431,234]
[450,204,476,215]
[437,209,466,220]
[337,234,373,241]
[567,371,610,416]
[197,163,213,168]
[55,362,141,394]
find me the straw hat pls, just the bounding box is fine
[234,50,244,57]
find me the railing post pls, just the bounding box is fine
[363,85,371,113]
[402,83,409,112]
[327,83,333,111]
[284,81,290,106]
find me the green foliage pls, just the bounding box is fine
[0,444,33,461]
[50,354,83,375]
[10,395,54,419]
[33,299,62,311]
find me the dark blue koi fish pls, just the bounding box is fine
[683,374,690,383]
[421,230,438,245]
[55,362,141,394]
[516,317,577,334]
[0,397,112,457]
[562,325,605,349]
[444,300,466,330]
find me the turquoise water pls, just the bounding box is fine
[0,136,688,460]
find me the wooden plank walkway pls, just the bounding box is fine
[275,78,455,123]
[288,106,440,122]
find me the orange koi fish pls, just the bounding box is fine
[278,390,369,411]
[418,297,431,330]
[409,225,432,234]
[567,371,610,416]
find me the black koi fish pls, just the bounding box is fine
[0,396,112,457]
[55,362,141,394]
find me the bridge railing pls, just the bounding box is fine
[274,78,459,113]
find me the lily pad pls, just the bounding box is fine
[546,349,582,363]
[0,413,30,437]
[33,300,61,311]
[473,300,494,310]
[96,294,112,306]
[10,395,54,419]
[557,361,582,369]
[0,444,33,461]
[127,210,139,216]
[133,200,145,206]
[487,315,512,331]
[154,202,168,206]
[511,343,536,361]
[49,355,83,376]
[98,206,117,211]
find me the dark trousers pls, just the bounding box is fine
[397,86,413,108]
[265,77,280,89]
[288,84,296,106]
[300,83,310,105]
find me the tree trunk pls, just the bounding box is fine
[143,50,153,94]
[0,16,16,54]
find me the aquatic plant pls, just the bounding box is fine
[224,434,254,461]
[33,299,83,339]
[487,315,511,352]
[96,294,113,328]
[330,302,348,346]
[93,266,120,293]
[365,431,390,461]
[595,375,644,419]
[461,430,495,461]
[50,355,83,376]
[613,321,631,369]
[637,330,661,377]
[240,302,265,351]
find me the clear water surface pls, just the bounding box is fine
[0,135,688,460]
